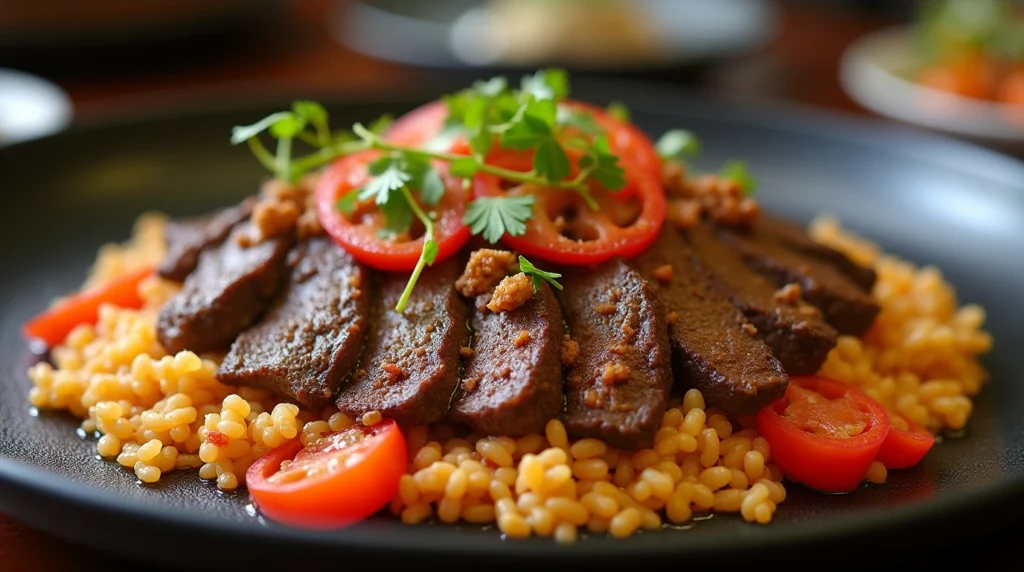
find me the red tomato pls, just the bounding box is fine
[756,376,891,493]
[23,266,154,347]
[384,99,659,176]
[876,414,935,470]
[473,168,664,266]
[315,150,471,271]
[383,100,449,147]
[247,419,408,529]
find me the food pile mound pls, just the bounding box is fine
[23,70,992,543]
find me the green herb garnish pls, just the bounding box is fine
[720,160,757,196]
[519,256,563,292]
[463,196,536,244]
[606,101,631,122]
[655,129,701,162]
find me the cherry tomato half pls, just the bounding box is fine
[315,150,471,271]
[23,266,154,348]
[756,376,890,493]
[246,419,408,529]
[473,169,665,266]
[876,414,935,470]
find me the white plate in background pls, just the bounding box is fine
[840,26,1024,144]
[0,68,73,146]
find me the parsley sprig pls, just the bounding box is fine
[232,69,627,313]
[519,256,563,292]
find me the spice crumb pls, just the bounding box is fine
[487,273,534,313]
[459,346,474,358]
[594,303,617,315]
[382,361,406,382]
[561,335,580,366]
[774,283,802,304]
[600,362,630,385]
[456,249,518,298]
[667,311,679,325]
[513,330,531,347]
[742,323,758,335]
[653,264,673,284]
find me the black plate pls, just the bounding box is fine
[2,79,1024,569]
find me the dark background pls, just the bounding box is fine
[1,0,1021,569]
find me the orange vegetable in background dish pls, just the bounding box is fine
[756,376,891,493]
[247,419,408,529]
[22,266,154,347]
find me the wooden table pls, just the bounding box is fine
[2,1,1020,569]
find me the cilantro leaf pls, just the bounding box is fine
[475,76,509,98]
[335,189,360,215]
[558,109,604,135]
[422,239,440,265]
[359,162,411,205]
[526,97,558,128]
[533,139,571,182]
[656,129,701,161]
[292,101,328,125]
[519,256,563,292]
[417,168,445,206]
[521,68,569,101]
[269,112,307,139]
[378,198,414,237]
[606,101,630,122]
[368,114,394,135]
[449,157,480,178]
[463,196,535,243]
[720,160,758,196]
[582,136,626,191]
[231,111,293,144]
[500,113,550,150]
[470,128,493,158]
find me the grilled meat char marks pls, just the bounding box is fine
[157,222,292,354]
[217,238,370,411]
[687,224,837,375]
[451,283,564,436]
[755,213,877,292]
[158,198,255,282]
[631,228,789,417]
[716,225,880,336]
[559,260,673,450]
[335,258,468,425]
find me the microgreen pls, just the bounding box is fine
[655,129,701,161]
[720,160,757,196]
[519,256,563,292]
[463,196,536,244]
[606,101,630,122]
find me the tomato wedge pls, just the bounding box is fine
[315,150,471,271]
[756,376,890,493]
[384,100,450,148]
[473,169,665,266]
[876,414,935,470]
[247,419,408,529]
[22,266,154,348]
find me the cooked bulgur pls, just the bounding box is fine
[24,212,992,543]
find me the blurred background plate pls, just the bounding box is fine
[0,68,72,146]
[334,0,779,72]
[840,25,1024,144]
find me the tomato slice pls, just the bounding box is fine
[876,414,935,470]
[315,150,471,271]
[473,169,665,266]
[23,266,154,347]
[384,100,451,148]
[247,419,408,529]
[756,376,890,493]
[559,100,660,178]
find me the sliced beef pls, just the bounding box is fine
[158,198,255,282]
[755,213,877,292]
[558,259,672,450]
[157,222,292,354]
[716,225,880,336]
[334,258,468,425]
[217,238,370,410]
[686,224,837,375]
[630,228,789,417]
[451,283,564,436]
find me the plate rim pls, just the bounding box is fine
[2,80,1024,562]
